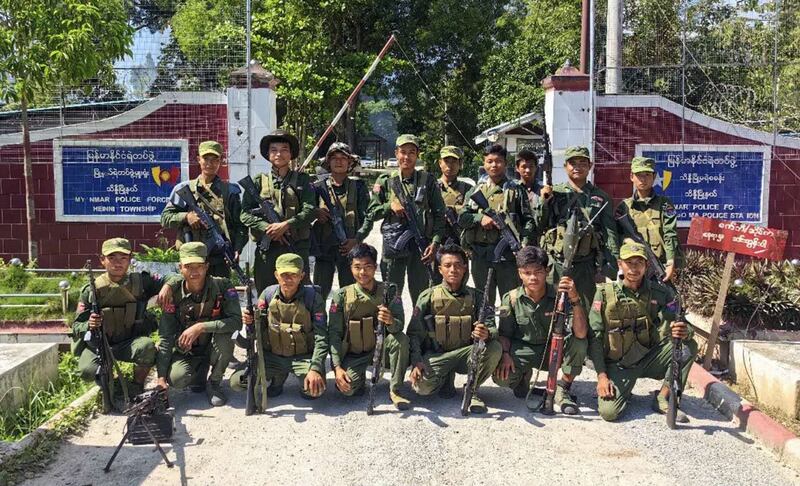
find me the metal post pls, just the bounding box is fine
[580,0,590,74]
[772,0,781,148]
[681,1,687,165]
[589,0,596,161]
[605,0,623,94]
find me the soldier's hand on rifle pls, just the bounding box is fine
[315,207,331,223]
[664,263,676,283]
[304,369,326,397]
[334,366,351,393]
[178,323,205,351]
[88,313,102,329]
[421,242,438,264]
[540,185,553,199]
[494,350,515,382]
[266,221,291,245]
[472,322,489,342]
[390,199,406,217]
[186,211,203,229]
[377,305,393,325]
[597,373,615,399]
[410,363,425,386]
[157,377,169,390]
[670,321,689,340]
[480,215,497,230]
[242,308,254,326]
[339,238,358,255]
[558,277,580,303]
[157,284,173,310]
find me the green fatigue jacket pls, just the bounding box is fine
[356,169,446,245]
[408,282,498,366]
[312,176,370,251]
[161,176,247,254]
[72,271,164,353]
[498,285,557,346]
[438,178,473,244]
[156,276,241,378]
[587,280,693,374]
[327,282,405,369]
[257,285,329,374]
[617,192,680,266]
[240,170,316,246]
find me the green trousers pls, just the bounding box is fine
[381,247,431,306]
[254,242,311,294]
[263,351,326,398]
[78,335,156,383]
[551,259,597,310]
[313,251,355,299]
[492,336,587,389]
[598,337,699,422]
[165,333,235,388]
[413,340,502,396]
[336,333,409,396]
[471,257,520,306]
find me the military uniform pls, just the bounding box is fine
[408,282,502,397]
[328,282,408,396]
[161,141,246,278]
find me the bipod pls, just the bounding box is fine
[104,413,174,472]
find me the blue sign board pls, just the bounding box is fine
[55,140,188,222]
[637,145,770,227]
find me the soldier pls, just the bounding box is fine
[515,148,543,214]
[161,140,246,278]
[616,156,681,282]
[492,246,587,415]
[328,243,411,409]
[156,242,239,407]
[358,134,445,304]
[407,244,502,414]
[540,146,618,308]
[459,144,536,304]
[73,238,168,395]
[241,129,316,293]
[433,145,473,285]
[311,142,370,298]
[235,253,328,399]
[588,240,698,422]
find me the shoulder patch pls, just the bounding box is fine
[329,302,339,313]
[257,299,267,310]
[373,183,382,194]
[413,307,420,318]
[313,312,324,322]
[226,288,238,298]
[591,195,604,204]
[164,303,176,314]
[592,300,603,312]
[76,302,87,313]
[664,203,676,217]
[666,300,678,313]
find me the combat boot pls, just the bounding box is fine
[206,381,227,407]
[268,373,288,398]
[438,371,456,399]
[390,390,411,411]
[190,362,210,393]
[513,370,532,398]
[653,392,689,423]
[554,380,580,415]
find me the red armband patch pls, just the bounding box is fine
[76,302,86,313]
[592,300,602,311]
[314,312,324,322]
[164,303,176,314]
[329,302,338,313]
[226,288,238,298]
[257,299,267,310]
[373,183,381,194]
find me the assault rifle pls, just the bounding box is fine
[313,177,348,245]
[244,263,268,415]
[388,177,435,279]
[615,203,668,282]
[366,282,398,415]
[461,267,495,416]
[238,175,292,251]
[175,185,241,273]
[469,190,522,261]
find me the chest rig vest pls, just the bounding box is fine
[177,278,225,352]
[177,179,231,250]
[430,286,474,351]
[259,171,311,240]
[440,180,467,207]
[93,273,145,344]
[600,283,655,365]
[541,190,600,261]
[625,198,665,260]
[263,285,316,357]
[463,181,517,247]
[386,171,434,237]
[341,282,386,355]
[317,178,359,240]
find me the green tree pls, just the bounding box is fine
[0,0,134,261]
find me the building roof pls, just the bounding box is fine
[474,112,543,144]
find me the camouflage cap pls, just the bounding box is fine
[619,239,648,260]
[630,156,656,173]
[275,253,304,274]
[322,142,356,171]
[395,134,420,149]
[199,140,223,158]
[564,146,591,162]
[439,145,463,160]
[179,242,208,264]
[101,238,131,256]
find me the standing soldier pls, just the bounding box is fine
[407,244,502,414]
[492,246,588,415]
[359,134,445,304]
[616,156,681,282]
[241,129,316,293]
[156,242,239,407]
[514,148,543,215]
[73,238,167,396]
[312,142,370,298]
[328,243,411,409]
[434,145,473,284]
[234,253,328,400]
[588,240,697,422]
[161,140,246,278]
[460,144,536,304]
[540,146,618,308]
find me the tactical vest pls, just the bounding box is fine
[430,286,474,351]
[93,273,145,344]
[176,278,226,352]
[625,198,665,260]
[176,179,231,249]
[387,171,434,237]
[463,182,516,246]
[541,191,601,261]
[440,180,467,207]
[600,283,654,365]
[341,282,386,355]
[259,171,311,240]
[317,178,359,240]
[263,285,316,357]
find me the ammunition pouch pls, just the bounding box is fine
[342,317,377,356]
[431,315,473,352]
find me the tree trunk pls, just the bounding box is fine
[21,94,38,263]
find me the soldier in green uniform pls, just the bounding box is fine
[156,242,240,406]
[312,142,370,298]
[236,253,328,399]
[616,156,681,282]
[459,144,536,305]
[434,145,473,284]
[540,146,619,309]
[588,240,698,422]
[240,130,316,293]
[492,246,588,414]
[358,134,445,304]
[161,140,247,278]
[407,244,502,414]
[515,148,543,216]
[328,243,411,409]
[73,238,167,395]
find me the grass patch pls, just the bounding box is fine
[0,259,87,321]
[724,378,800,437]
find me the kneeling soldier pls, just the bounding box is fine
[588,240,698,422]
[156,242,239,406]
[73,238,165,395]
[235,253,328,400]
[492,246,588,415]
[407,244,502,413]
[328,243,411,409]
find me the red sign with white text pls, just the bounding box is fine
[687,217,788,260]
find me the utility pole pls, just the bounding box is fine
[605,0,623,94]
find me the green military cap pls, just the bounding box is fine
[199,140,223,157]
[395,134,420,149]
[101,238,132,256]
[564,146,591,162]
[275,253,304,274]
[630,156,656,173]
[179,242,208,264]
[439,145,463,160]
[619,239,648,260]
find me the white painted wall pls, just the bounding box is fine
[226,87,278,183]
[544,87,593,185]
